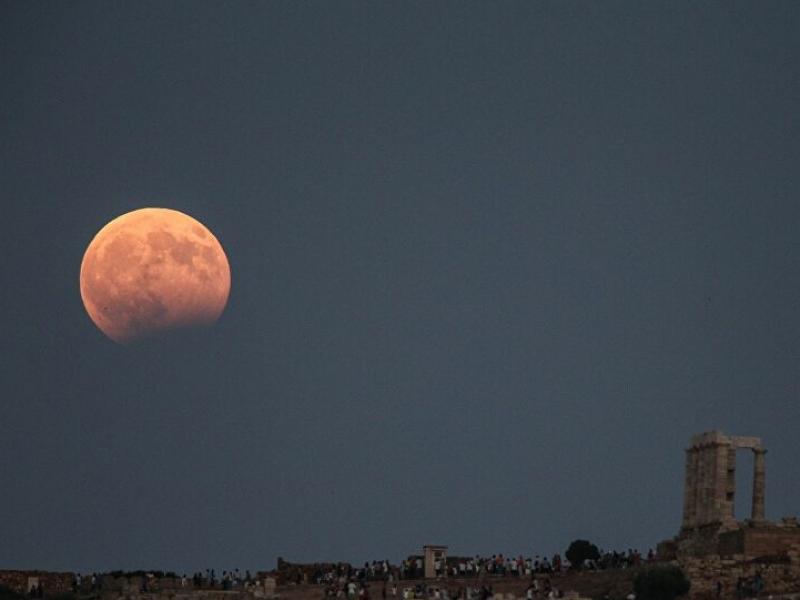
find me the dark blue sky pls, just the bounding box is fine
[2,1,799,574]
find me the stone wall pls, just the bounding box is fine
[0,571,75,596]
[675,520,800,597]
[266,558,352,585]
[719,525,800,558]
[98,591,269,600]
[0,572,278,600]
[676,524,727,557]
[92,579,279,600]
[680,546,800,600]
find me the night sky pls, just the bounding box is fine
[2,1,799,575]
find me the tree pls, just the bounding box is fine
[565,539,600,570]
[633,565,690,600]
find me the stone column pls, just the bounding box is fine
[682,448,698,528]
[696,446,708,525]
[751,448,766,521]
[713,442,729,523]
[725,446,737,521]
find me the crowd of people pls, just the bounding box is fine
[321,579,567,600]
[305,552,659,600]
[188,569,258,590]
[301,548,655,586]
[66,547,655,598]
[69,570,264,594]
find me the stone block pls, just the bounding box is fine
[263,578,276,595]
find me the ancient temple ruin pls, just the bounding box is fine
[660,431,800,598]
[681,431,766,531]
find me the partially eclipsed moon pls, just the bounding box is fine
[80,208,231,344]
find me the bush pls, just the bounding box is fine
[565,539,600,569]
[633,565,690,600]
[0,586,24,600]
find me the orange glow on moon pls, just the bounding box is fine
[80,208,231,344]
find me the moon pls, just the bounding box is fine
[80,208,231,344]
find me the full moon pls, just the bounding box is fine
[80,208,231,344]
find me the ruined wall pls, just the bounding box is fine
[98,591,268,600]
[718,525,800,558]
[92,579,277,600]
[267,558,352,585]
[676,524,726,557]
[681,543,800,600]
[0,571,75,596]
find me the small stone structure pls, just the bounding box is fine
[422,545,447,579]
[661,431,800,598]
